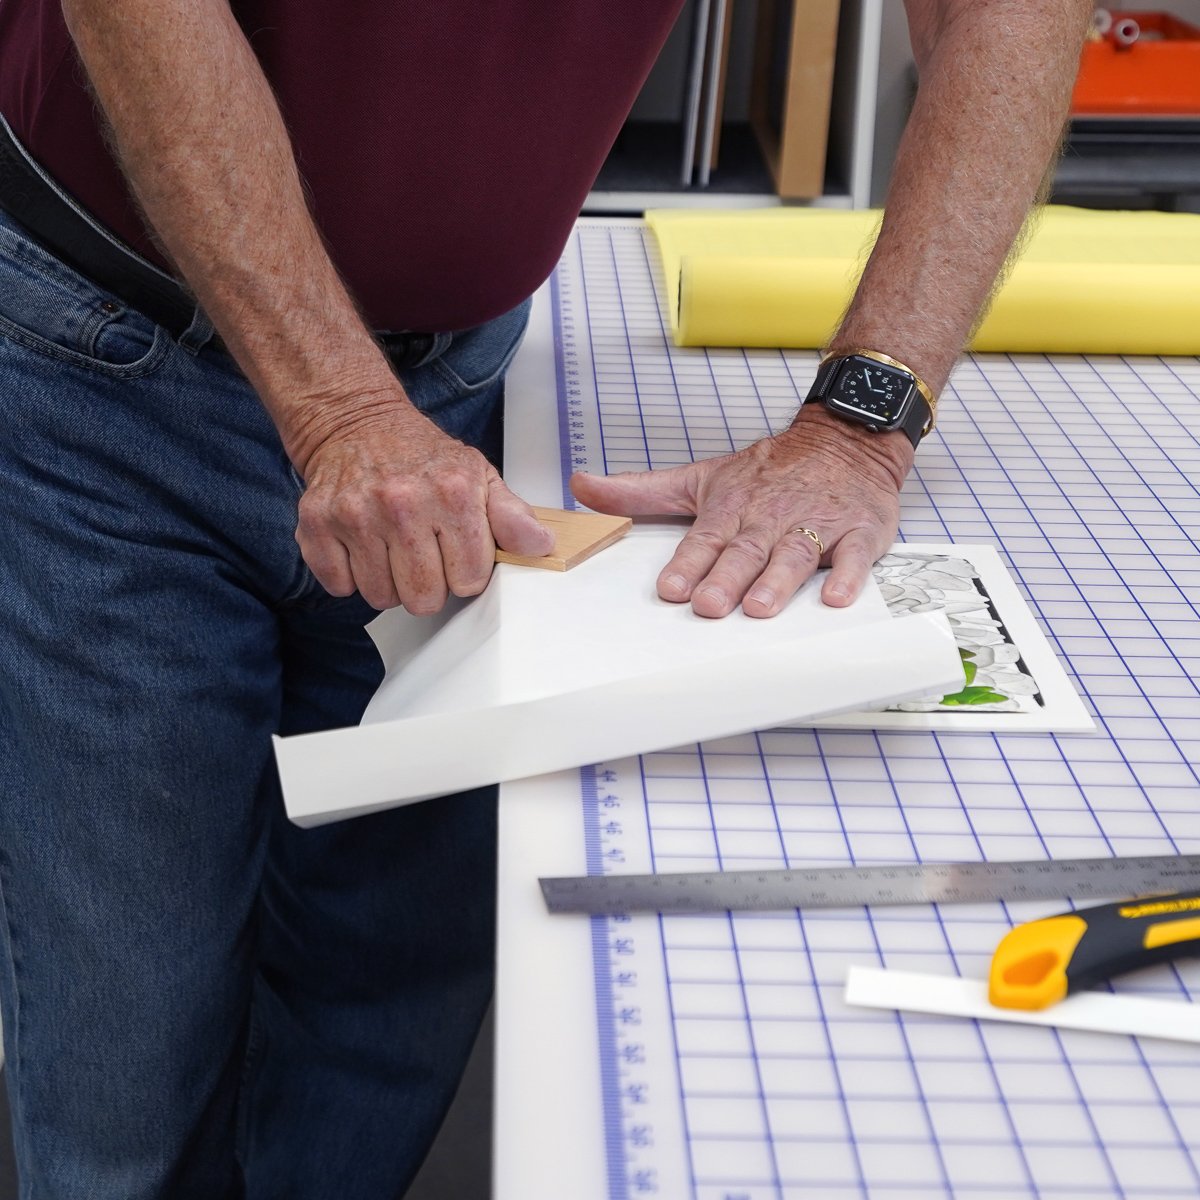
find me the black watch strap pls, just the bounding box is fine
[894,393,931,450]
[804,354,933,450]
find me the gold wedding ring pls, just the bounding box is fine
[788,527,825,556]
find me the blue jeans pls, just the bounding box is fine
[0,205,530,1198]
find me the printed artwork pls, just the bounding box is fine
[807,542,1093,733]
[874,550,1043,713]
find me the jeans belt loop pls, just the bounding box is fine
[382,330,450,370]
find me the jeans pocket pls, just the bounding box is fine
[429,297,532,398]
[0,214,170,378]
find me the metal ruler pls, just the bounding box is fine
[540,854,1200,915]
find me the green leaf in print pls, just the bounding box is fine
[939,684,1010,706]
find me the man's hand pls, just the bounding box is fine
[293,391,553,612]
[571,406,911,619]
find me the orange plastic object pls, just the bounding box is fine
[1071,10,1200,115]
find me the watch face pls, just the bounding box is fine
[829,357,914,428]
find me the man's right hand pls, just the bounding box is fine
[293,391,553,613]
[64,1,555,618]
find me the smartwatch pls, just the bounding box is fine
[803,348,936,449]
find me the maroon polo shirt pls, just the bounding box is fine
[0,2,684,332]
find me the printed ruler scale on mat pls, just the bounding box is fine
[541,853,1200,914]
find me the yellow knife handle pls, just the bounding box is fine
[988,891,1200,1011]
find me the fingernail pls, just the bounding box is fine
[828,583,850,601]
[697,584,727,608]
[662,573,688,595]
[747,587,774,610]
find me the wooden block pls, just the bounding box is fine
[495,507,632,572]
[750,0,841,199]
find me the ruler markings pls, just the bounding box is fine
[542,854,1200,915]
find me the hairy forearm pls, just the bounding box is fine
[62,0,400,468]
[830,0,1091,396]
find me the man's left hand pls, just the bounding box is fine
[570,406,913,619]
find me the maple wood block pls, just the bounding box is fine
[495,506,633,571]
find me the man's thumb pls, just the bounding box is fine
[486,480,556,556]
[569,467,694,517]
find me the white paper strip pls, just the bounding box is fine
[275,528,964,826]
[845,965,1200,1045]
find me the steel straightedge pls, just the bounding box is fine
[540,854,1200,915]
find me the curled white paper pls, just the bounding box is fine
[275,528,963,826]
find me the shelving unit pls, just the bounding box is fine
[1054,117,1200,211]
[584,0,881,213]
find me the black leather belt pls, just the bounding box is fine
[0,115,200,340]
[0,115,441,367]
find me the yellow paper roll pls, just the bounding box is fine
[679,256,859,348]
[647,207,1200,356]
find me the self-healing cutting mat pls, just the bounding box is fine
[495,219,1200,1200]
